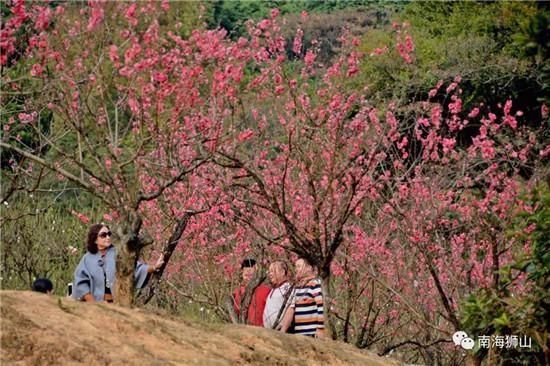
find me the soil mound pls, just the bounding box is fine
[1,291,404,366]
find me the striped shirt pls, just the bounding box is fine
[291,277,324,336]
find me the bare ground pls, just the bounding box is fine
[0,291,404,366]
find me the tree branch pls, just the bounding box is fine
[0,142,110,207]
[378,339,451,357]
[135,210,199,306]
[135,160,208,209]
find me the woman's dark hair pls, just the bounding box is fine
[32,278,53,293]
[87,223,109,254]
[241,258,257,269]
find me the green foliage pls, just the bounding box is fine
[460,183,550,365]
[0,98,53,170]
[514,7,550,61]
[206,0,402,38]
[159,1,205,38]
[0,192,102,296]
[513,6,550,104]
[144,282,224,325]
[514,185,550,288]
[357,1,546,130]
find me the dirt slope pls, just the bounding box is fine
[0,291,404,366]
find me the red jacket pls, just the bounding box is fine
[233,284,271,326]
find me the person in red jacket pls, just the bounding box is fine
[233,258,271,326]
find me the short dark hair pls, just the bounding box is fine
[32,278,53,293]
[241,258,256,269]
[87,223,109,254]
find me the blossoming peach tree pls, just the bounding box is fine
[1,0,247,306]
[1,6,548,363]
[196,11,549,357]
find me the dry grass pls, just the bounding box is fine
[0,291,405,366]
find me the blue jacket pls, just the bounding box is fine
[72,245,150,301]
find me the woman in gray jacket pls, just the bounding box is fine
[72,223,163,303]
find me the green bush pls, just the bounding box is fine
[357,1,546,130]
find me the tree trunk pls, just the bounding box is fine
[342,270,356,343]
[115,248,135,307]
[114,212,142,307]
[320,266,336,339]
[135,212,193,306]
[226,297,239,324]
[465,353,482,366]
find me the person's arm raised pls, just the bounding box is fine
[146,255,164,274]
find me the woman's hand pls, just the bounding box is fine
[154,255,164,272]
[315,328,326,339]
[279,307,295,333]
[147,254,165,273]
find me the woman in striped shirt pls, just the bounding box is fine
[280,257,325,338]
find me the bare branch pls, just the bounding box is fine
[0,142,111,207]
[135,210,199,306]
[379,339,452,357]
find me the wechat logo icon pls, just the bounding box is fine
[453,331,475,350]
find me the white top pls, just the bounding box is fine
[263,282,292,329]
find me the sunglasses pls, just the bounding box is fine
[98,231,112,238]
